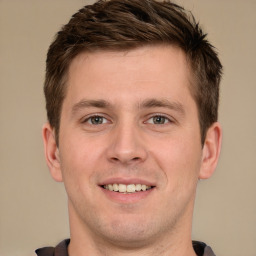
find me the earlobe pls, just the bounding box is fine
[42,123,63,182]
[199,122,222,179]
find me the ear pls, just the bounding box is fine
[199,122,222,179]
[42,123,63,182]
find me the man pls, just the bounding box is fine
[38,0,222,255]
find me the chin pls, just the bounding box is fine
[104,226,152,247]
[95,215,164,248]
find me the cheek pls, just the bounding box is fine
[150,135,202,186]
[58,136,102,190]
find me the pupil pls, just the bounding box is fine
[92,116,102,124]
[153,116,165,124]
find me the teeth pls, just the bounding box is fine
[108,184,114,191]
[127,184,136,193]
[113,183,118,192]
[104,184,153,193]
[135,184,141,191]
[141,184,147,191]
[118,184,126,193]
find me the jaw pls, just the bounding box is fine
[67,195,197,256]
[67,180,196,246]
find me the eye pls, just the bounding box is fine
[85,115,108,125]
[147,115,171,125]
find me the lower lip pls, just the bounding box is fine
[100,186,155,204]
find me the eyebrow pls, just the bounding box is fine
[72,99,111,114]
[71,98,185,116]
[139,98,185,116]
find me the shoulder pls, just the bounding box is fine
[192,241,216,256]
[35,239,70,256]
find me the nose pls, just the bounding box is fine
[106,122,148,165]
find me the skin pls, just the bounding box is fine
[43,45,222,256]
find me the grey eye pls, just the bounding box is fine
[89,116,105,125]
[152,116,167,124]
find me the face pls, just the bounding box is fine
[43,45,221,248]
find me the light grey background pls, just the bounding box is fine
[0,1,255,255]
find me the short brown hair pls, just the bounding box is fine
[44,0,222,145]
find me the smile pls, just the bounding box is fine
[103,184,153,193]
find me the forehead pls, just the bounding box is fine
[63,45,195,111]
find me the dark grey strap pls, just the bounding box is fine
[204,245,216,256]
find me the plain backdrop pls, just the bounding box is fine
[0,1,255,256]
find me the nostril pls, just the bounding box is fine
[110,156,141,163]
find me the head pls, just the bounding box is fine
[43,1,223,252]
[44,0,222,146]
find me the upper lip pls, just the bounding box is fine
[99,177,156,187]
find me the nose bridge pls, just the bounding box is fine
[107,117,147,164]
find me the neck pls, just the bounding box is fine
[69,240,196,256]
[68,233,197,256]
